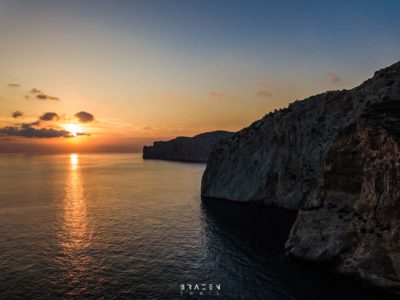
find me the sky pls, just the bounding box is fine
[0,0,399,152]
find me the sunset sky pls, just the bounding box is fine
[1,0,399,152]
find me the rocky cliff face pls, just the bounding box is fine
[201,61,400,293]
[202,61,400,209]
[143,131,233,162]
[286,101,400,293]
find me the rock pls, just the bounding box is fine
[286,101,400,293]
[143,131,234,162]
[201,61,400,293]
[201,61,400,209]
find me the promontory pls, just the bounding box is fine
[201,61,400,294]
[143,130,233,162]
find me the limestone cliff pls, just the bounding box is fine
[286,101,400,293]
[202,61,400,209]
[143,131,233,162]
[201,61,400,293]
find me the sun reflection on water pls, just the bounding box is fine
[60,154,94,287]
[62,154,92,250]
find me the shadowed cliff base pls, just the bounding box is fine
[200,199,399,300]
[201,61,400,294]
[201,197,298,251]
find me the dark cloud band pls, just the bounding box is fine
[0,125,72,138]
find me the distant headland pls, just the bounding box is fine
[142,130,234,163]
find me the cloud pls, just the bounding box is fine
[75,111,94,123]
[22,121,40,127]
[30,88,42,93]
[39,112,59,121]
[326,72,341,83]
[209,92,225,97]
[36,94,60,101]
[0,125,73,138]
[29,88,60,100]
[256,90,272,98]
[8,83,20,87]
[1,108,95,139]
[12,111,23,118]
[1,109,93,138]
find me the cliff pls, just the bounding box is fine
[143,131,233,162]
[201,61,400,293]
[202,61,400,208]
[286,101,400,293]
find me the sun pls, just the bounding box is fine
[64,124,83,137]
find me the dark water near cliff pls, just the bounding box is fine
[0,154,393,299]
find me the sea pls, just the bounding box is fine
[0,153,394,299]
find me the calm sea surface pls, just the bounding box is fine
[0,154,394,299]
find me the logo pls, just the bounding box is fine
[180,283,221,296]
